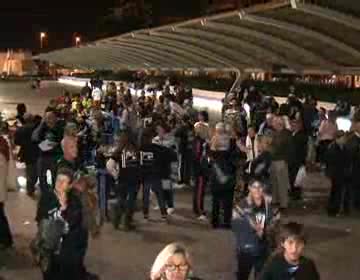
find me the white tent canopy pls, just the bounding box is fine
[35,0,360,75]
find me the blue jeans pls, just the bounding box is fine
[143,177,167,217]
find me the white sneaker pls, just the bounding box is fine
[153,206,160,210]
[167,208,175,215]
[197,215,207,221]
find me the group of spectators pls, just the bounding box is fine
[3,76,360,280]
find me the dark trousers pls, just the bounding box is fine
[317,140,332,163]
[179,151,193,185]
[288,164,302,199]
[97,169,110,223]
[26,162,38,194]
[42,255,85,280]
[37,155,57,193]
[0,203,13,247]
[162,179,174,208]
[211,190,234,227]
[328,177,350,215]
[193,175,207,216]
[236,250,267,280]
[143,178,167,217]
[114,182,138,226]
[351,182,360,211]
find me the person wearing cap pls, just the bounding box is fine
[232,179,280,280]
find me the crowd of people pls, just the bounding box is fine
[2,76,359,279]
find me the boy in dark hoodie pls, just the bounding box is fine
[260,222,320,280]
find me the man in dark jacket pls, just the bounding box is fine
[14,113,41,196]
[175,115,195,187]
[288,119,308,200]
[140,130,177,221]
[325,132,351,216]
[32,112,64,193]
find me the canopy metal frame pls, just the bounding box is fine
[35,0,360,75]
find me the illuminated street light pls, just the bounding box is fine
[75,36,81,47]
[40,32,46,49]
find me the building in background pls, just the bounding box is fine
[0,49,37,76]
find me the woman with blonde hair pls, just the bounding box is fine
[150,243,201,280]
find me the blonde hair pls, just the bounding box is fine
[150,243,192,280]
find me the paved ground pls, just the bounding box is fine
[0,81,358,279]
[1,172,360,280]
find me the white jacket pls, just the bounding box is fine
[245,135,259,162]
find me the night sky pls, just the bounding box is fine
[0,1,212,52]
[0,1,116,50]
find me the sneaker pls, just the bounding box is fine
[173,183,186,189]
[167,208,175,215]
[197,215,207,221]
[153,206,160,210]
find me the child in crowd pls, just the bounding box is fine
[232,179,280,280]
[260,222,320,280]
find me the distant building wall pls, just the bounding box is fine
[0,50,37,76]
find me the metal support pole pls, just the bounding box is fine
[229,68,242,93]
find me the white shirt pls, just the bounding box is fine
[92,88,103,101]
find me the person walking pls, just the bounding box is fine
[32,111,64,192]
[111,132,140,231]
[14,113,41,196]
